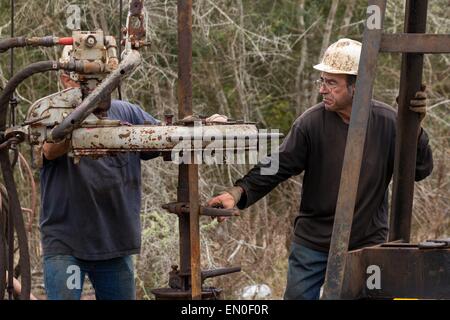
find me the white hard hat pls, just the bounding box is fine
[313,38,361,75]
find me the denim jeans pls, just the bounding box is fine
[284,242,329,300]
[43,255,136,300]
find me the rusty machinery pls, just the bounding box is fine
[321,0,450,299]
[0,0,281,300]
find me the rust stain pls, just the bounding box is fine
[119,131,131,139]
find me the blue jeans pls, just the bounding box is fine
[43,255,136,300]
[284,242,329,300]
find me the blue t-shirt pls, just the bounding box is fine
[40,100,159,260]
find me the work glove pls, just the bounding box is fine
[409,84,427,122]
[396,84,427,122]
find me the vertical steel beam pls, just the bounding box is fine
[177,0,201,300]
[188,161,201,300]
[388,0,428,242]
[321,0,387,300]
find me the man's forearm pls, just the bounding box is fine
[43,139,70,160]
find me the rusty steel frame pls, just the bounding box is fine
[380,34,450,53]
[178,0,202,300]
[321,0,387,300]
[389,0,428,242]
[341,243,450,299]
[323,0,449,299]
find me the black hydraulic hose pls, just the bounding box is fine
[0,36,59,53]
[7,175,13,300]
[0,60,77,131]
[0,60,74,300]
[0,150,30,300]
[0,185,8,299]
[0,37,26,53]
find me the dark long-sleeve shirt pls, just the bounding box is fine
[235,100,433,252]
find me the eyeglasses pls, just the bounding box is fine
[315,78,339,90]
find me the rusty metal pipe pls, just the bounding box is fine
[200,207,240,217]
[201,267,241,281]
[162,202,239,217]
[188,162,201,300]
[177,0,192,119]
[177,0,201,300]
[380,34,450,53]
[389,0,428,242]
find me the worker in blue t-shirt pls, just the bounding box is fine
[40,46,160,300]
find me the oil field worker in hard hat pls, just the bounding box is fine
[39,46,160,300]
[207,38,433,300]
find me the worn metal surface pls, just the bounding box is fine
[71,124,259,153]
[188,162,201,300]
[177,0,192,118]
[152,0,198,301]
[418,239,450,249]
[389,0,429,243]
[152,0,261,300]
[26,88,82,136]
[381,34,450,53]
[342,243,450,299]
[321,0,387,300]
[125,0,146,49]
[0,61,78,132]
[151,287,221,300]
[162,202,240,217]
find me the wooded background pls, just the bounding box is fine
[0,0,448,299]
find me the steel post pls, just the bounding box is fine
[177,0,202,300]
[321,0,387,300]
[389,0,428,242]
